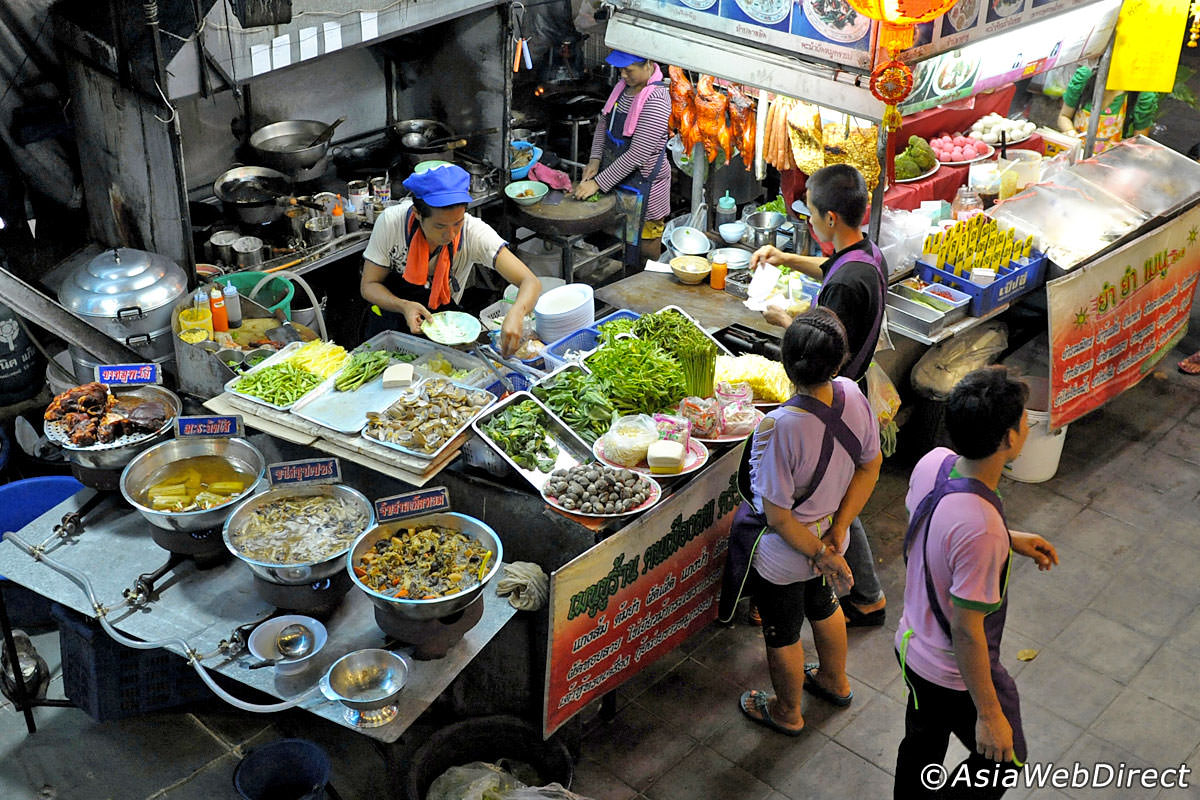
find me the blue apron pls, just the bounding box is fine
[600,86,668,265]
[898,453,1027,765]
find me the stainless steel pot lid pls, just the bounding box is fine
[60,248,188,319]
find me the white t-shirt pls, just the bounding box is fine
[363,199,507,305]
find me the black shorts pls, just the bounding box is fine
[749,568,840,648]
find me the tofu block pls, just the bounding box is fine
[646,439,686,475]
[381,363,415,389]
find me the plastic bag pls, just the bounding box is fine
[653,413,691,447]
[678,396,720,437]
[426,762,525,800]
[599,413,659,467]
[719,401,759,437]
[504,785,597,800]
[911,322,1008,399]
[866,361,901,458]
[715,380,753,409]
[879,207,932,277]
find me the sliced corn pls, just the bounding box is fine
[147,484,188,498]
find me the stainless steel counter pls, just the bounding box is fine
[0,488,516,744]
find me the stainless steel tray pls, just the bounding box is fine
[289,339,424,434]
[470,390,593,492]
[361,379,495,463]
[885,290,949,337]
[361,329,490,386]
[529,362,606,444]
[223,341,319,412]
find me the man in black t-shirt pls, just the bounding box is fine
[750,164,888,627]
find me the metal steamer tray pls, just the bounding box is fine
[470,391,593,492]
[223,341,319,412]
[361,379,496,463]
[44,384,179,454]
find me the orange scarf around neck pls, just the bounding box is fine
[403,209,460,310]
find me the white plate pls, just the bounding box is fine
[894,160,941,184]
[592,437,710,478]
[679,0,717,7]
[803,0,870,43]
[692,409,765,444]
[991,0,1023,17]
[937,143,995,166]
[421,311,482,346]
[945,0,981,29]
[734,0,789,24]
[931,57,979,96]
[541,470,663,518]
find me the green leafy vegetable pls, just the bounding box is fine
[532,368,615,444]
[481,400,559,472]
[585,337,685,416]
[629,309,714,361]
[335,349,416,392]
[597,317,637,346]
[757,195,786,214]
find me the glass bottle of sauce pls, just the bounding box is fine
[710,255,727,290]
[951,186,984,221]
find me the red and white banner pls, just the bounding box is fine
[1047,204,1200,429]
[543,446,742,737]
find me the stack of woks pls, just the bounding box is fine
[760,97,880,189]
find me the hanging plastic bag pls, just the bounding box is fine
[911,321,1008,399]
[866,361,901,457]
[599,413,660,467]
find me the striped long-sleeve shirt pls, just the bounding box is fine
[588,84,672,222]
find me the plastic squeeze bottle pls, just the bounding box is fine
[710,255,727,290]
[331,198,347,238]
[222,282,242,328]
[209,285,229,332]
[715,191,737,228]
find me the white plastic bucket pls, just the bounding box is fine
[1004,376,1068,483]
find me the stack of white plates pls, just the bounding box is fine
[534,283,594,342]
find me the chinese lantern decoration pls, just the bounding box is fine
[847,0,962,128]
[1189,0,1200,46]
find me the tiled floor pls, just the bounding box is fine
[3,354,1200,799]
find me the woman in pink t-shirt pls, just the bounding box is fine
[734,308,882,736]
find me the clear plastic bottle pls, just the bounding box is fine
[715,191,737,228]
[222,282,242,328]
[331,198,347,238]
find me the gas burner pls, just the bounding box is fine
[374,595,485,660]
[147,524,231,562]
[251,570,353,616]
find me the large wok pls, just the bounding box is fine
[391,119,459,174]
[249,120,332,178]
[213,166,293,225]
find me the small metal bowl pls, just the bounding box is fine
[247,614,327,676]
[325,649,409,726]
[709,247,752,270]
[669,226,712,256]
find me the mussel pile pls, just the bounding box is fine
[364,378,492,454]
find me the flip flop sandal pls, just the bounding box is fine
[802,666,853,708]
[842,602,886,628]
[738,690,805,737]
[1178,351,1200,375]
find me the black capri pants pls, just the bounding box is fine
[749,567,840,648]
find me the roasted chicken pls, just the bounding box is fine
[727,84,756,170]
[668,66,699,156]
[62,412,98,446]
[694,75,732,164]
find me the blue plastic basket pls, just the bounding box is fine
[485,373,532,397]
[509,141,543,180]
[51,603,211,721]
[542,309,642,370]
[0,476,84,627]
[914,253,1047,316]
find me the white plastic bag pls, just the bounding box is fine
[911,322,1008,399]
[599,414,659,467]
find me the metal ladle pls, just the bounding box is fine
[249,623,314,669]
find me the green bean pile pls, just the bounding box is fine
[233,362,321,405]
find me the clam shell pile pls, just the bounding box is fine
[365,378,492,454]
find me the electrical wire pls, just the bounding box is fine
[5,530,319,713]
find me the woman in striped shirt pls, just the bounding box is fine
[572,50,672,260]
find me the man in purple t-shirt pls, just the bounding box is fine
[895,367,1058,798]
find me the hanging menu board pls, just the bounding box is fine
[623,0,877,70]
[898,0,1121,114]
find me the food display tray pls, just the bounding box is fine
[359,330,491,387]
[470,391,593,492]
[361,380,496,464]
[540,469,662,519]
[914,252,1047,316]
[529,362,603,444]
[222,341,316,412]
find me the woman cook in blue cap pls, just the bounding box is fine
[361,164,541,355]
[571,50,672,261]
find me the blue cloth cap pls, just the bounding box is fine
[605,50,645,68]
[402,163,472,207]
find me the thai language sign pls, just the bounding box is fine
[1046,204,1200,429]
[375,487,450,522]
[95,363,160,385]
[543,447,741,737]
[267,457,341,486]
[175,415,244,438]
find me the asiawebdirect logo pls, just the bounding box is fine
[920,761,1192,791]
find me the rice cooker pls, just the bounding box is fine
[58,248,188,382]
